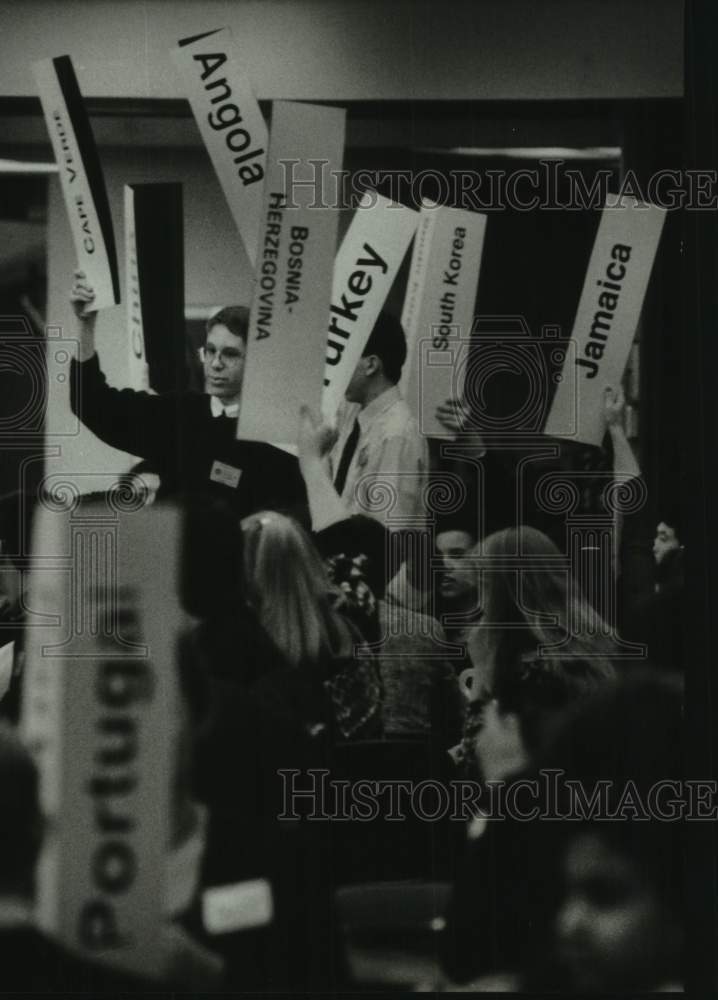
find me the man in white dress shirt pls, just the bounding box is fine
[329,312,428,529]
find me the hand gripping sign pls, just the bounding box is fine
[34,56,119,312]
[545,194,666,446]
[172,27,268,267]
[400,202,487,436]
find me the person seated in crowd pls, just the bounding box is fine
[241,509,384,743]
[623,506,684,672]
[299,406,462,746]
[69,271,308,522]
[451,524,617,775]
[475,651,615,785]
[328,311,429,529]
[440,670,681,992]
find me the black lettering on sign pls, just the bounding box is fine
[256,194,287,339]
[324,242,388,382]
[576,243,632,380]
[79,587,154,952]
[193,49,264,186]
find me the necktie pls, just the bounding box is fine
[334,419,360,495]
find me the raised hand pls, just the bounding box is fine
[70,269,97,318]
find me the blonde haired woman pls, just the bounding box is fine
[240,510,383,741]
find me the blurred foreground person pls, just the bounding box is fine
[441,671,683,992]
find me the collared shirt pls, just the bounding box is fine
[329,386,428,529]
[209,396,240,419]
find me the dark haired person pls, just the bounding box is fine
[624,506,684,672]
[329,312,428,528]
[441,670,682,993]
[69,271,308,522]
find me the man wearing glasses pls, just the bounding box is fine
[69,271,307,521]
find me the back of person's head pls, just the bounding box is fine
[313,515,391,599]
[474,526,614,669]
[362,312,407,385]
[493,652,616,761]
[206,305,249,344]
[0,726,43,897]
[241,511,343,667]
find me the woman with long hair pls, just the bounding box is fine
[240,510,383,741]
[468,525,616,700]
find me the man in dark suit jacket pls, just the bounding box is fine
[69,271,308,524]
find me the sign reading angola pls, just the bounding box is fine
[172,27,268,267]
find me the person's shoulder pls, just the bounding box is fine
[378,392,423,439]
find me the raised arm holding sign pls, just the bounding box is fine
[69,273,308,522]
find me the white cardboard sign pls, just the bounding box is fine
[172,27,268,267]
[400,203,487,436]
[238,100,345,446]
[34,56,119,311]
[544,195,666,446]
[21,501,183,980]
[321,192,418,419]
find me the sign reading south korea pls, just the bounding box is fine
[400,203,487,436]
[21,501,183,980]
[321,192,418,419]
[544,194,666,446]
[238,100,345,446]
[172,27,268,267]
[34,56,119,311]
[124,186,147,390]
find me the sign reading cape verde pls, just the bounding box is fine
[545,195,666,446]
[400,202,487,436]
[321,192,418,419]
[172,27,268,267]
[238,100,345,446]
[124,186,147,390]
[33,56,119,311]
[21,502,182,980]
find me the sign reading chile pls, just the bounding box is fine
[34,55,120,311]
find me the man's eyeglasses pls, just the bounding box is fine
[199,345,245,366]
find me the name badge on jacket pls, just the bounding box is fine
[210,460,242,490]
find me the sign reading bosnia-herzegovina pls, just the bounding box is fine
[237,100,345,447]
[34,56,120,311]
[545,194,666,446]
[172,27,268,268]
